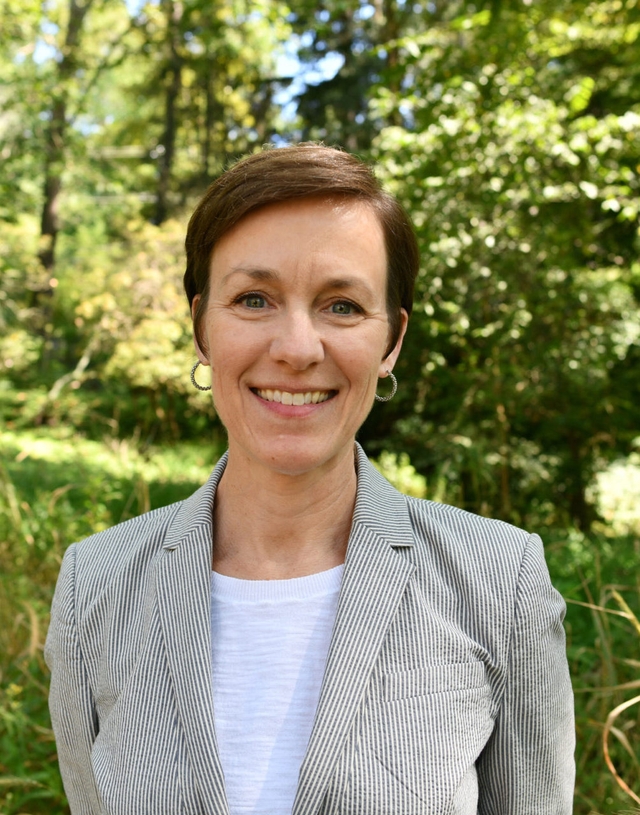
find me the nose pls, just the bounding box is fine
[269,308,325,370]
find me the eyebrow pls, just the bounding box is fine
[222,266,376,296]
[221,267,279,284]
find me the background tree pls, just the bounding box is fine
[2,0,639,529]
[358,0,640,529]
[289,0,445,149]
[38,0,95,273]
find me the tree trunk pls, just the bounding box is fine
[567,436,592,531]
[375,0,401,127]
[38,0,94,274]
[155,0,184,225]
[201,74,214,183]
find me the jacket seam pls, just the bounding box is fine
[491,531,534,718]
[69,544,100,735]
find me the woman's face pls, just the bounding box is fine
[194,196,407,477]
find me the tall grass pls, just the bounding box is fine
[0,430,639,813]
[546,531,640,812]
[0,462,78,814]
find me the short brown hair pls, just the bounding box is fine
[184,143,419,356]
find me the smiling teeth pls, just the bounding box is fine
[256,389,331,405]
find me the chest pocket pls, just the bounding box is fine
[383,660,487,700]
[342,661,493,813]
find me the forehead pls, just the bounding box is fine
[209,197,387,292]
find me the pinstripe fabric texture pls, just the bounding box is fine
[45,443,575,815]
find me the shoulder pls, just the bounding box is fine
[406,494,531,551]
[74,499,182,564]
[356,445,533,577]
[403,493,540,593]
[399,495,563,661]
[66,501,183,612]
[63,456,226,614]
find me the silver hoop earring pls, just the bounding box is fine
[190,361,211,391]
[375,370,397,402]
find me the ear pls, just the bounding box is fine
[191,294,209,365]
[378,309,408,378]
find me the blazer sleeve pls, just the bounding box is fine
[45,544,103,815]
[476,533,575,814]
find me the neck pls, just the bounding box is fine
[212,445,357,580]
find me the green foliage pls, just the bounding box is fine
[360,0,640,530]
[372,450,427,498]
[3,0,638,529]
[590,450,640,537]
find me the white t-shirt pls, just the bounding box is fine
[210,565,344,815]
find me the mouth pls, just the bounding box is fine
[252,388,336,406]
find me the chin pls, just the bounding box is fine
[255,438,352,478]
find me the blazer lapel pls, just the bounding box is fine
[156,454,230,815]
[292,444,416,815]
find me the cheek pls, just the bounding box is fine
[208,324,261,375]
[338,335,387,382]
[204,313,233,358]
[358,321,390,358]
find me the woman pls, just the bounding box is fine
[46,144,575,815]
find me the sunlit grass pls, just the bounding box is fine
[0,429,219,486]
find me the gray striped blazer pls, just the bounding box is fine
[45,443,575,814]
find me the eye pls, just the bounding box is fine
[330,300,361,316]
[237,292,267,309]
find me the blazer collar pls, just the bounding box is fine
[156,453,230,815]
[351,441,415,548]
[157,444,415,815]
[161,450,228,552]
